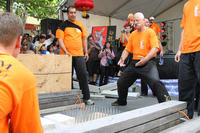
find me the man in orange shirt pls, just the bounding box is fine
[175,0,200,119]
[56,6,94,105]
[0,13,43,132]
[149,17,164,56]
[112,12,170,106]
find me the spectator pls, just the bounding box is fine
[34,30,55,48]
[36,35,46,54]
[51,38,60,54]
[39,44,50,55]
[47,44,55,54]
[27,35,34,51]
[22,42,29,54]
[98,41,115,86]
[87,35,101,85]
[0,12,43,133]
[118,24,132,76]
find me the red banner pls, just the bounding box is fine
[25,24,36,31]
[92,26,108,48]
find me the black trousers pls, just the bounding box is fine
[179,51,200,119]
[99,66,110,86]
[72,56,90,100]
[141,78,148,95]
[117,60,170,104]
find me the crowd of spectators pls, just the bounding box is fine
[20,30,60,55]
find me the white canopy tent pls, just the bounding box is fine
[58,0,187,52]
[59,0,184,20]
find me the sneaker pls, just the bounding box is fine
[84,99,94,105]
[111,100,127,106]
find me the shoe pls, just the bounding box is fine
[111,100,127,106]
[84,99,94,105]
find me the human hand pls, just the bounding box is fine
[85,53,89,62]
[65,52,71,56]
[175,50,181,62]
[160,50,164,57]
[135,58,147,67]
[118,58,125,67]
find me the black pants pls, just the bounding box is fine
[99,66,110,86]
[179,51,200,119]
[141,78,148,95]
[117,60,170,104]
[72,56,90,100]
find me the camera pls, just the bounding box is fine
[121,29,127,33]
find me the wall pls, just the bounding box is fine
[156,0,187,53]
[62,11,126,39]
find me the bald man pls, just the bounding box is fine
[112,12,170,106]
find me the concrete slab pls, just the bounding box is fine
[101,90,140,98]
[160,117,200,133]
[40,117,56,131]
[73,81,100,93]
[44,113,75,126]
[99,83,117,92]
[90,94,105,100]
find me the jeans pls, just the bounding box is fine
[72,56,90,100]
[179,51,200,119]
[117,59,170,104]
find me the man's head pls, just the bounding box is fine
[144,18,150,27]
[134,12,145,30]
[125,24,131,33]
[149,16,155,24]
[87,35,94,43]
[39,35,46,43]
[128,13,134,25]
[0,12,23,57]
[67,6,77,21]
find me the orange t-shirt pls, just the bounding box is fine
[0,53,43,133]
[180,0,200,53]
[56,20,87,56]
[150,23,160,36]
[120,33,130,47]
[125,28,159,60]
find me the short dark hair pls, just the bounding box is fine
[39,35,46,40]
[66,6,76,13]
[0,12,23,47]
[87,34,93,42]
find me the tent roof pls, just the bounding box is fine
[61,0,184,20]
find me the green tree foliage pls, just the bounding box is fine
[0,0,62,24]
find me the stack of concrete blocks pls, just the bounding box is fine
[39,89,83,110]
[57,101,187,133]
